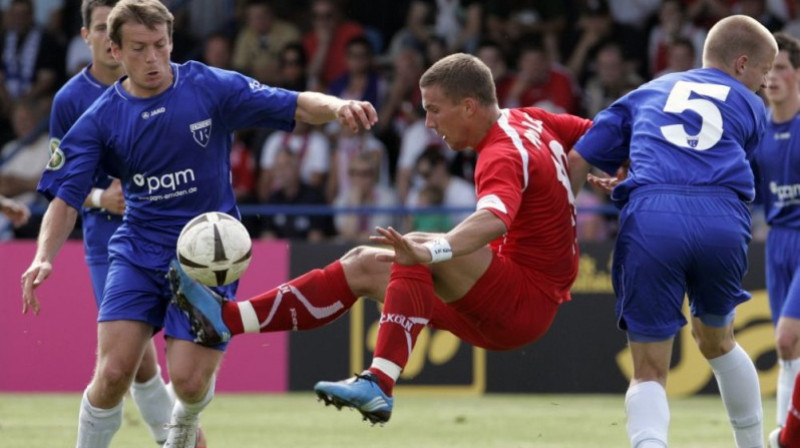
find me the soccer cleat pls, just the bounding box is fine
[314,372,394,425]
[770,427,786,448]
[163,422,197,448]
[168,259,231,345]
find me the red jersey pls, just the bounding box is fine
[473,108,592,298]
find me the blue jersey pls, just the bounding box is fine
[49,66,122,264]
[752,112,800,229]
[575,68,767,206]
[39,61,298,268]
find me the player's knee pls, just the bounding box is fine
[94,362,136,396]
[340,245,390,296]
[170,373,210,403]
[775,330,800,359]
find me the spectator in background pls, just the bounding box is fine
[648,0,707,77]
[327,35,385,109]
[383,0,432,64]
[334,151,397,242]
[406,148,475,227]
[1,0,65,104]
[506,40,580,114]
[230,133,256,203]
[476,40,514,107]
[0,98,50,238]
[686,0,732,28]
[501,1,568,62]
[735,0,785,30]
[261,148,333,242]
[257,121,330,202]
[277,42,308,91]
[582,42,642,118]
[411,183,450,232]
[202,32,233,70]
[394,115,447,205]
[563,0,617,85]
[303,0,364,90]
[377,44,425,137]
[0,193,30,228]
[232,0,300,85]
[654,37,698,78]
[326,122,389,204]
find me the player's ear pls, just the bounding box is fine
[462,97,477,116]
[734,54,749,76]
[110,42,121,62]
[81,26,89,44]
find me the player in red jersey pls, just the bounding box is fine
[169,53,592,424]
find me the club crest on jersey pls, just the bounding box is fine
[46,138,65,170]
[189,119,212,148]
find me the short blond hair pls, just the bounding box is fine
[703,15,777,68]
[419,53,497,107]
[108,0,174,48]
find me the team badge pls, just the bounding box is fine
[46,138,65,170]
[190,119,212,148]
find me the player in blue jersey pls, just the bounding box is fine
[569,15,777,448]
[20,0,377,447]
[753,33,800,448]
[48,0,188,445]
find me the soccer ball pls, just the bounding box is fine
[176,211,252,287]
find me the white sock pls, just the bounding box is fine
[164,378,215,447]
[625,381,669,448]
[709,344,764,448]
[130,366,173,444]
[75,389,123,448]
[778,358,800,427]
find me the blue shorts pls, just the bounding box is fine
[766,227,800,325]
[88,259,110,308]
[101,236,236,350]
[613,185,751,341]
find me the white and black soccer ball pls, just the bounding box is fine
[176,211,253,287]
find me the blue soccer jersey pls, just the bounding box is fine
[49,66,122,268]
[39,61,298,269]
[575,68,768,206]
[752,113,800,229]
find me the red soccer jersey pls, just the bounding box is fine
[473,108,592,299]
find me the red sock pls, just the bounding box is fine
[368,264,434,396]
[221,260,357,335]
[782,372,800,447]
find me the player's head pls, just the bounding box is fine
[765,32,800,106]
[702,14,778,92]
[81,0,120,71]
[419,53,498,151]
[108,0,174,96]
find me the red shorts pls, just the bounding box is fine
[429,254,562,351]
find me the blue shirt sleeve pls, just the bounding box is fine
[207,67,299,133]
[573,100,632,176]
[38,109,105,209]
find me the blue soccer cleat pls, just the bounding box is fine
[168,259,231,346]
[314,372,394,425]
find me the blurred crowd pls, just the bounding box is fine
[0,0,788,242]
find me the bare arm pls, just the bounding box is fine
[568,149,592,197]
[371,209,507,265]
[295,91,377,133]
[21,197,78,315]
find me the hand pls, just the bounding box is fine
[369,226,431,265]
[0,196,30,227]
[101,179,125,215]
[587,163,628,194]
[21,259,52,315]
[336,100,378,133]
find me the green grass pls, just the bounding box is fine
[0,393,779,447]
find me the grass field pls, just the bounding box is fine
[0,393,778,447]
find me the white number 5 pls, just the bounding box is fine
[660,81,731,151]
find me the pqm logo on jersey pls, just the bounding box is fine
[46,138,65,171]
[189,119,212,148]
[349,300,485,395]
